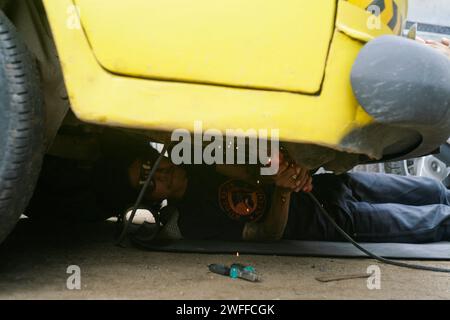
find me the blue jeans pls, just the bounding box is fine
[284,172,450,243]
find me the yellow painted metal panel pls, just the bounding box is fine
[43,0,377,155]
[73,0,336,93]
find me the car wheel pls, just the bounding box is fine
[0,11,44,244]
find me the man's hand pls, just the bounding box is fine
[274,160,313,193]
[417,37,450,59]
[242,153,312,242]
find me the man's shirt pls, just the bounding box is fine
[175,165,357,241]
[176,164,273,241]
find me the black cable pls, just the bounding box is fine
[115,143,170,246]
[306,192,450,273]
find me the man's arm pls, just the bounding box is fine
[242,162,313,241]
[215,150,294,185]
[215,164,255,182]
[417,37,450,59]
[243,187,292,241]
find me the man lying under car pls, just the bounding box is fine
[27,137,450,244]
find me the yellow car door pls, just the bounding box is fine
[72,0,336,94]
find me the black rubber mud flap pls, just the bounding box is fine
[0,11,44,244]
[350,35,450,161]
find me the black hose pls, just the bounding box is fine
[306,192,450,273]
[115,143,170,246]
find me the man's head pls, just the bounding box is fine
[128,155,188,203]
[95,129,187,214]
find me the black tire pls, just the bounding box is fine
[0,11,44,244]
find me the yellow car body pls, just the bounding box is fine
[42,0,413,170]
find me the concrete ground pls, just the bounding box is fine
[1,220,450,300]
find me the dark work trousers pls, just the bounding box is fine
[284,172,450,243]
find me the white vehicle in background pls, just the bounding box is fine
[384,141,450,183]
[356,142,450,185]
